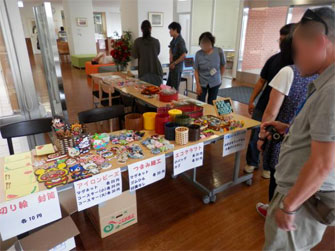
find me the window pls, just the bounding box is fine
[93,12,106,37]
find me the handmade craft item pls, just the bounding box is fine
[155,113,170,135]
[188,124,201,141]
[143,112,157,131]
[101,162,112,170]
[68,164,92,181]
[164,122,178,141]
[35,164,69,189]
[125,113,143,131]
[82,161,100,175]
[91,133,109,150]
[141,135,174,154]
[175,114,191,126]
[159,88,178,102]
[66,158,77,166]
[168,109,182,122]
[141,85,160,95]
[68,147,80,158]
[110,130,144,145]
[213,98,234,117]
[75,134,91,154]
[175,127,189,145]
[35,144,55,156]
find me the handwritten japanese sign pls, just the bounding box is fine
[0,188,61,241]
[173,142,204,176]
[128,155,166,192]
[223,130,247,157]
[74,168,122,211]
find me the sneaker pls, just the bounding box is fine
[244,165,258,173]
[262,170,271,179]
[256,202,268,218]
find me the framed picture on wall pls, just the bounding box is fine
[76,17,88,27]
[148,12,163,27]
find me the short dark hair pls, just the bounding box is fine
[299,7,335,42]
[280,23,296,36]
[141,20,151,39]
[199,32,215,46]
[60,26,64,31]
[168,22,181,34]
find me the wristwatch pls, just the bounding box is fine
[279,200,298,215]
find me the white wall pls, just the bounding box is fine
[120,0,139,38]
[213,0,240,50]
[62,0,97,55]
[137,0,174,64]
[19,1,63,38]
[92,0,122,37]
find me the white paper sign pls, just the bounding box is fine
[74,168,122,211]
[128,155,166,192]
[0,188,61,241]
[173,142,204,176]
[223,130,247,157]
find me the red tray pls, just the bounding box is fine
[174,105,203,118]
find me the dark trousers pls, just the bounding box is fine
[197,85,220,105]
[167,69,182,91]
[245,108,269,170]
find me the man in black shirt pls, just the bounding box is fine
[167,22,188,91]
[244,23,295,179]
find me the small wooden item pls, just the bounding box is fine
[175,127,189,145]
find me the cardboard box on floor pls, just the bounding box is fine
[85,190,137,238]
[0,187,80,251]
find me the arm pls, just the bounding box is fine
[248,78,266,115]
[257,89,285,151]
[275,141,335,231]
[194,69,202,95]
[131,40,138,59]
[169,49,173,63]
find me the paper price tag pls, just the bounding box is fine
[223,130,247,157]
[128,155,166,192]
[74,168,122,211]
[173,142,204,176]
[0,188,61,241]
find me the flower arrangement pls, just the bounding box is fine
[110,31,132,70]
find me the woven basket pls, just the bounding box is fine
[52,130,75,155]
[175,127,189,145]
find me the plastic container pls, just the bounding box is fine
[175,105,203,118]
[175,114,191,126]
[188,124,201,141]
[175,127,189,145]
[125,113,143,131]
[143,112,157,130]
[168,109,182,122]
[157,106,171,115]
[159,92,178,102]
[155,113,170,135]
[164,122,178,141]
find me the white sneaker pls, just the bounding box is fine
[256,202,269,218]
[262,170,271,179]
[244,165,258,173]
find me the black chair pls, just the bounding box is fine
[134,99,156,113]
[78,105,125,130]
[0,118,53,155]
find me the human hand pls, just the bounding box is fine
[169,62,175,70]
[261,121,289,140]
[196,85,202,96]
[275,208,297,231]
[257,139,265,152]
[248,102,255,115]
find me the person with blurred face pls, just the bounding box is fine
[194,32,226,105]
[167,22,188,91]
[262,7,335,250]
[244,24,296,179]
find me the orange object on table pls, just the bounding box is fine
[86,61,115,86]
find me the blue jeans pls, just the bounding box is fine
[246,108,268,170]
[197,85,220,105]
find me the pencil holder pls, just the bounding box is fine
[168,109,182,122]
[164,122,178,141]
[175,114,191,126]
[125,113,143,131]
[188,124,200,141]
[175,127,189,145]
[155,113,170,135]
[143,112,156,130]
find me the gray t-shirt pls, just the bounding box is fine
[132,37,163,78]
[194,47,226,88]
[275,63,335,195]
